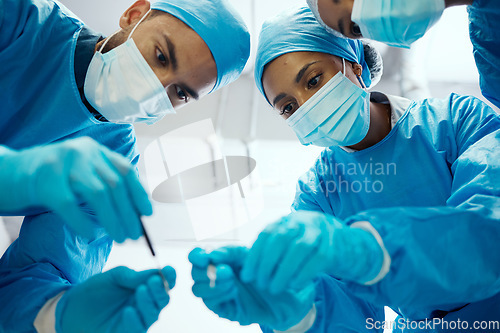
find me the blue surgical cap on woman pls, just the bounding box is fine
[254,6,371,103]
[152,0,250,93]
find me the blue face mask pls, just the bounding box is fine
[286,59,370,148]
[351,0,445,48]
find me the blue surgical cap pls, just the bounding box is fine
[152,0,250,93]
[254,6,371,103]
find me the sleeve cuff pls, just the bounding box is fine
[350,221,391,285]
[34,291,65,333]
[273,304,317,333]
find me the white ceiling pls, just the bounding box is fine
[58,0,306,35]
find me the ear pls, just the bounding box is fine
[351,63,363,77]
[119,0,152,29]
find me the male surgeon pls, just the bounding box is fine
[0,0,250,331]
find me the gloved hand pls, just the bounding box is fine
[240,211,385,294]
[189,246,315,331]
[56,266,176,333]
[0,138,152,242]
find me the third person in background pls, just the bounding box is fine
[306,0,500,110]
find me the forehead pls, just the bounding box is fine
[146,12,217,92]
[266,51,329,69]
[319,0,354,10]
[262,52,337,87]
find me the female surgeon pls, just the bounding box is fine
[189,6,500,333]
[305,0,500,110]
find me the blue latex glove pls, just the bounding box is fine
[0,138,152,242]
[240,211,385,294]
[189,246,315,331]
[56,266,176,333]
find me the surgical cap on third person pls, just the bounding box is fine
[254,6,372,103]
[152,0,251,93]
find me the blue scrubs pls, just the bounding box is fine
[292,94,500,330]
[468,0,500,110]
[0,0,138,331]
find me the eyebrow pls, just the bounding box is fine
[163,33,178,71]
[272,61,321,107]
[338,18,347,36]
[295,61,319,83]
[272,93,287,107]
[159,34,199,100]
[179,83,199,100]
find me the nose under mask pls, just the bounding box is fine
[286,58,371,148]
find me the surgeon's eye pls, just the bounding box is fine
[351,23,362,37]
[156,49,167,65]
[175,86,189,103]
[307,74,322,89]
[279,102,296,116]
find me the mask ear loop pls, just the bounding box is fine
[343,57,368,90]
[127,9,152,40]
[353,60,367,91]
[98,9,152,53]
[357,74,368,90]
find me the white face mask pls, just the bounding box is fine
[351,0,445,48]
[286,59,370,148]
[84,10,175,124]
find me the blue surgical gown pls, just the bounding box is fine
[292,93,500,331]
[468,0,500,110]
[0,0,138,331]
